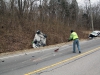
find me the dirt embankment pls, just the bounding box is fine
[0,25,90,54]
[0,39,87,57]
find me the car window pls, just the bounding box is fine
[92,32,97,34]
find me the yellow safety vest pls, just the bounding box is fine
[69,32,79,40]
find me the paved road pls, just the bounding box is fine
[0,38,100,75]
[38,48,100,75]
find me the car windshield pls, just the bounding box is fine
[91,32,97,35]
[92,32,97,34]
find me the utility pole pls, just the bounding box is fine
[89,0,94,31]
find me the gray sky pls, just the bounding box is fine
[5,0,99,6]
[77,0,99,6]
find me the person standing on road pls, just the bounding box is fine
[68,30,81,53]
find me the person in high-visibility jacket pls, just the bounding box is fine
[68,30,81,53]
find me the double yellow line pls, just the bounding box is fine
[25,46,100,75]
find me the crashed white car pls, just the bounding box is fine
[89,30,100,38]
[32,30,47,48]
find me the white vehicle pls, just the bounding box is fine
[32,30,47,48]
[89,30,100,38]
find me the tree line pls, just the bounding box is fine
[0,0,100,52]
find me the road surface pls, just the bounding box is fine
[0,38,100,75]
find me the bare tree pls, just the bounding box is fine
[69,0,79,26]
[0,0,6,15]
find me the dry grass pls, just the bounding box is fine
[0,39,87,57]
[0,15,90,54]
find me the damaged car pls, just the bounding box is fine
[89,30,100,38]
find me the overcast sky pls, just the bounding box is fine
[77,0,99,6]
[5,0,99,6]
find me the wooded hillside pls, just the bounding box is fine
[0,0,100,53]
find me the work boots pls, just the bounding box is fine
[79,51,81,53]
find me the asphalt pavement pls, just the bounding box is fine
[0,38,100,75]
[32,47,100,75]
